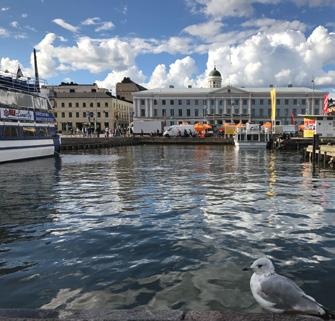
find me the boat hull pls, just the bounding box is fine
[234,141,268,149]
[0,137,60,163]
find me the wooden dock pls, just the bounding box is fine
[305,144,335,169]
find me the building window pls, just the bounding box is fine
[140,109,145,117]
[243,109,247,115]
[140,99,145,105]
[105,112,109,117]
[186,100,190,105]
[195,99,199,105]
[251,99,255,105]
[227,99,231,106]
[162,100,166,105]
[234,99,239,105]
[61,102,65,107]
[91,89,96,93]
[234,108,239,114]
[293,99,297,105]
[162,109,166,116]
[203,100,206,105]
[252,108,255,117]
[154,109,158,117]
[154,99,157,105]
[76,112,79,117]
[276,109,280,117]
[285,109,289,116]
[83,102,86,107]
[187,109,191,116]
[315,99,320,105]
[54,112,57,118]
[90,102,94,107]
[105,102,108,107]
[259,108,263,116]
[293,108,297,116]
[285,99,289,105]
[61,112,65,118]
[301,108,305,114]
[178,109,182,117]
[242,99,246,105]
[219,108,223,114]
[83,112,86,117]
[227,108,231,114]
[260,99,264,105]
[268,108,271,116]
[301,99,306,105]
[195,109,199,117]
[268,99,271,105]
[97,112,101,117]
[69,89,75,93]
[75,102,79,107]
[97,102,101,107]
[170,100,174,105]
[178,99,182,105]
[170,109,174,116]
[276,99,280,105]
[314,108,319,115]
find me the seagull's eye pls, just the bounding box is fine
[257,264,263,268]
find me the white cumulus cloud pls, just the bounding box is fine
[53,18,78,33]
[81,17,100,25]
[95,21,114,32]
[202,25,335,87]
[96,66,146,93]
[34,33,136,77]
[0,27,9,37]
[146,56,198,88]
[183,20,224,39]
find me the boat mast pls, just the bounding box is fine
[33,48,40,92]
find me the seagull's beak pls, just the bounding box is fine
[242,267,250,271]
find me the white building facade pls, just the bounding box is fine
[133,68,327,127]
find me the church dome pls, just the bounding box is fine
[209,67,221,77]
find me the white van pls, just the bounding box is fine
[163,125,196,137]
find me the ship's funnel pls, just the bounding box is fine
[33,48,40,92]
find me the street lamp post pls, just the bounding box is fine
[311,79,315,115]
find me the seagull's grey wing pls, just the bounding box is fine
[260,274,325,315]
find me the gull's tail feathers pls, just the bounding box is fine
[321,309,335,320]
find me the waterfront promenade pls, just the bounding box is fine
[60,136,320,151]
[60,136,234,151]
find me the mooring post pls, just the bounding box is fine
[312,134,319,173]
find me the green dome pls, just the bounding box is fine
[209,67,221,77]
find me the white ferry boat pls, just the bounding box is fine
[0,50,61,163]
[234,123,271,149]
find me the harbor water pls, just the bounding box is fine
[0,145,334,311]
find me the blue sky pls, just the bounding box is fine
[1,0,335,93]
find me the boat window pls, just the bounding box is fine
[37,127,49,137]
[3,126,19,137]
[22,127,36,137]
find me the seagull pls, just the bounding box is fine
[244,257,334,320]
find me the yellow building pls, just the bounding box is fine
[44,83,133,134]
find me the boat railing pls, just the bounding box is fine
[0,70,46,94]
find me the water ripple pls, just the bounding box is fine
[0,146,334,311]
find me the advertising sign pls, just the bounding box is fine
[303,118,316,138]
[0,108,34,121]
[35,111,55,122]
